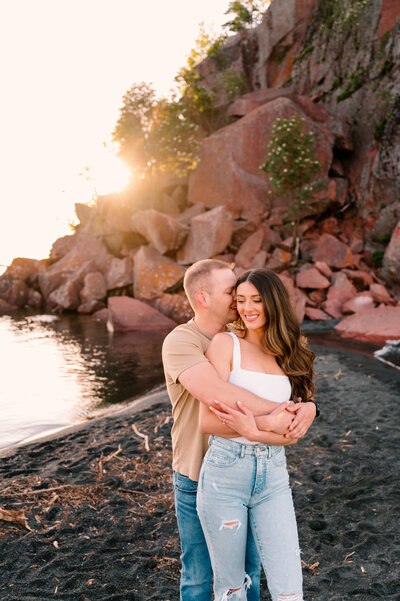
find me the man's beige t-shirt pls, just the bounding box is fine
[162,319,211,482]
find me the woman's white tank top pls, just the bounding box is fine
[226,332,292,444]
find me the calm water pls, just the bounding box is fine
[1,313,399,452]
[0,314,167,450]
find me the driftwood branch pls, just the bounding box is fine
[132,424,150,452]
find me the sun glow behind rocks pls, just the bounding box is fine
[0,0,229,267]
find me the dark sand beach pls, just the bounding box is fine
[0,344,399,601]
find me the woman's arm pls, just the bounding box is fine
[208,400,298,445]
[199,333,294,440]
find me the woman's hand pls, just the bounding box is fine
[208,400,261,441]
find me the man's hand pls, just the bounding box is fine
[256,402,294,435]
[284,400,316,439]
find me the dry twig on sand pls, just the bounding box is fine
[0,507,32,531]
[132,424,150,451]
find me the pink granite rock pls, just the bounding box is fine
[335,306,400,343]
[131,209,189,255]
[266,247,292,270]
[150,293,194,324]
[314,261,332,279]
[231,218,262,250]
[107,296,176,332]
[39,234,111,302]
[177,203,206,226]
[78,300,105,314]
[342,293,375,315]
[322,272,357,318]
[304,307,331,321]
[341,269,374,289]
[262,225,282,252]
[133,246,185,300]
[188,96,334,220]
[7,280,30,307]
[312,233,354,269]
[235,228,264,268]
[177,206,234,265]
[369,283,395,305]
[80,272,107,303]
[104,257,133,290]
[250,250,268,268]
[296,267,330,289]
[0,299,18,314]
[378,0,400,36]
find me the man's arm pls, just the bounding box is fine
[182,333,294,437]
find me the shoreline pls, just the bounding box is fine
[2,329,398,456]
[0,387,169,459]
[0,343,399,600]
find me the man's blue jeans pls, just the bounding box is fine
[173,471,261,601]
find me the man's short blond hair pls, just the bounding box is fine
[183,259,233,309]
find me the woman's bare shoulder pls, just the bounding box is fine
[206,332,234,355]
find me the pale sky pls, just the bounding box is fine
[0,0,230,267]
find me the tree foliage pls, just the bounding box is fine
[112,84,201,178]
[260,114,324,260]
[224,1,271,32]
[112,3,272,179]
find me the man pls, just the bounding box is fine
[162,259,317,601]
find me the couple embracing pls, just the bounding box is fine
[162,259,318,601]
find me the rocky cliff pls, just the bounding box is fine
[1,0,400,342]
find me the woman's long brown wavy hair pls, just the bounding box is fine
[235,269,316,402]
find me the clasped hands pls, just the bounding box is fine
[208,398,316,441]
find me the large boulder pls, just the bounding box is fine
[104,257,133,290]
[150,293,194,325]
[131,209,189,255]
[312,233,354,269]
[49,235,77,263]
[2,257,44,280]
[107,296,176,332]
[295,267,330,289]
[335,306,400,343]
[39,233,112,310]
[342,292,375,315]
[235,228,264,268]
[369,283,395,305]
[177,206,234,265]
[80,272,107,304]
[188,96,335,220]
[322,272,357,319]
[133,246,185,300]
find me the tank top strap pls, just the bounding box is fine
[226,332,242,371]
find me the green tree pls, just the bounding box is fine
[112,82,156,175]
[112,84,201,178]
[260,113,324,263]
[223,1,271,32]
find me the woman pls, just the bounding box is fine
[196,269,316,601]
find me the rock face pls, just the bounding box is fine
[188,95,337,220]
[107,296,177,332]
[131,209,189,255]
[177,206,234,264]
[335,306,400,343]
[312,234,354,269]
[133,246,185,300]
[2,0,400,337]
[296,267,330,289]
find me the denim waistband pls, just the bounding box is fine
[209,435,284,458]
